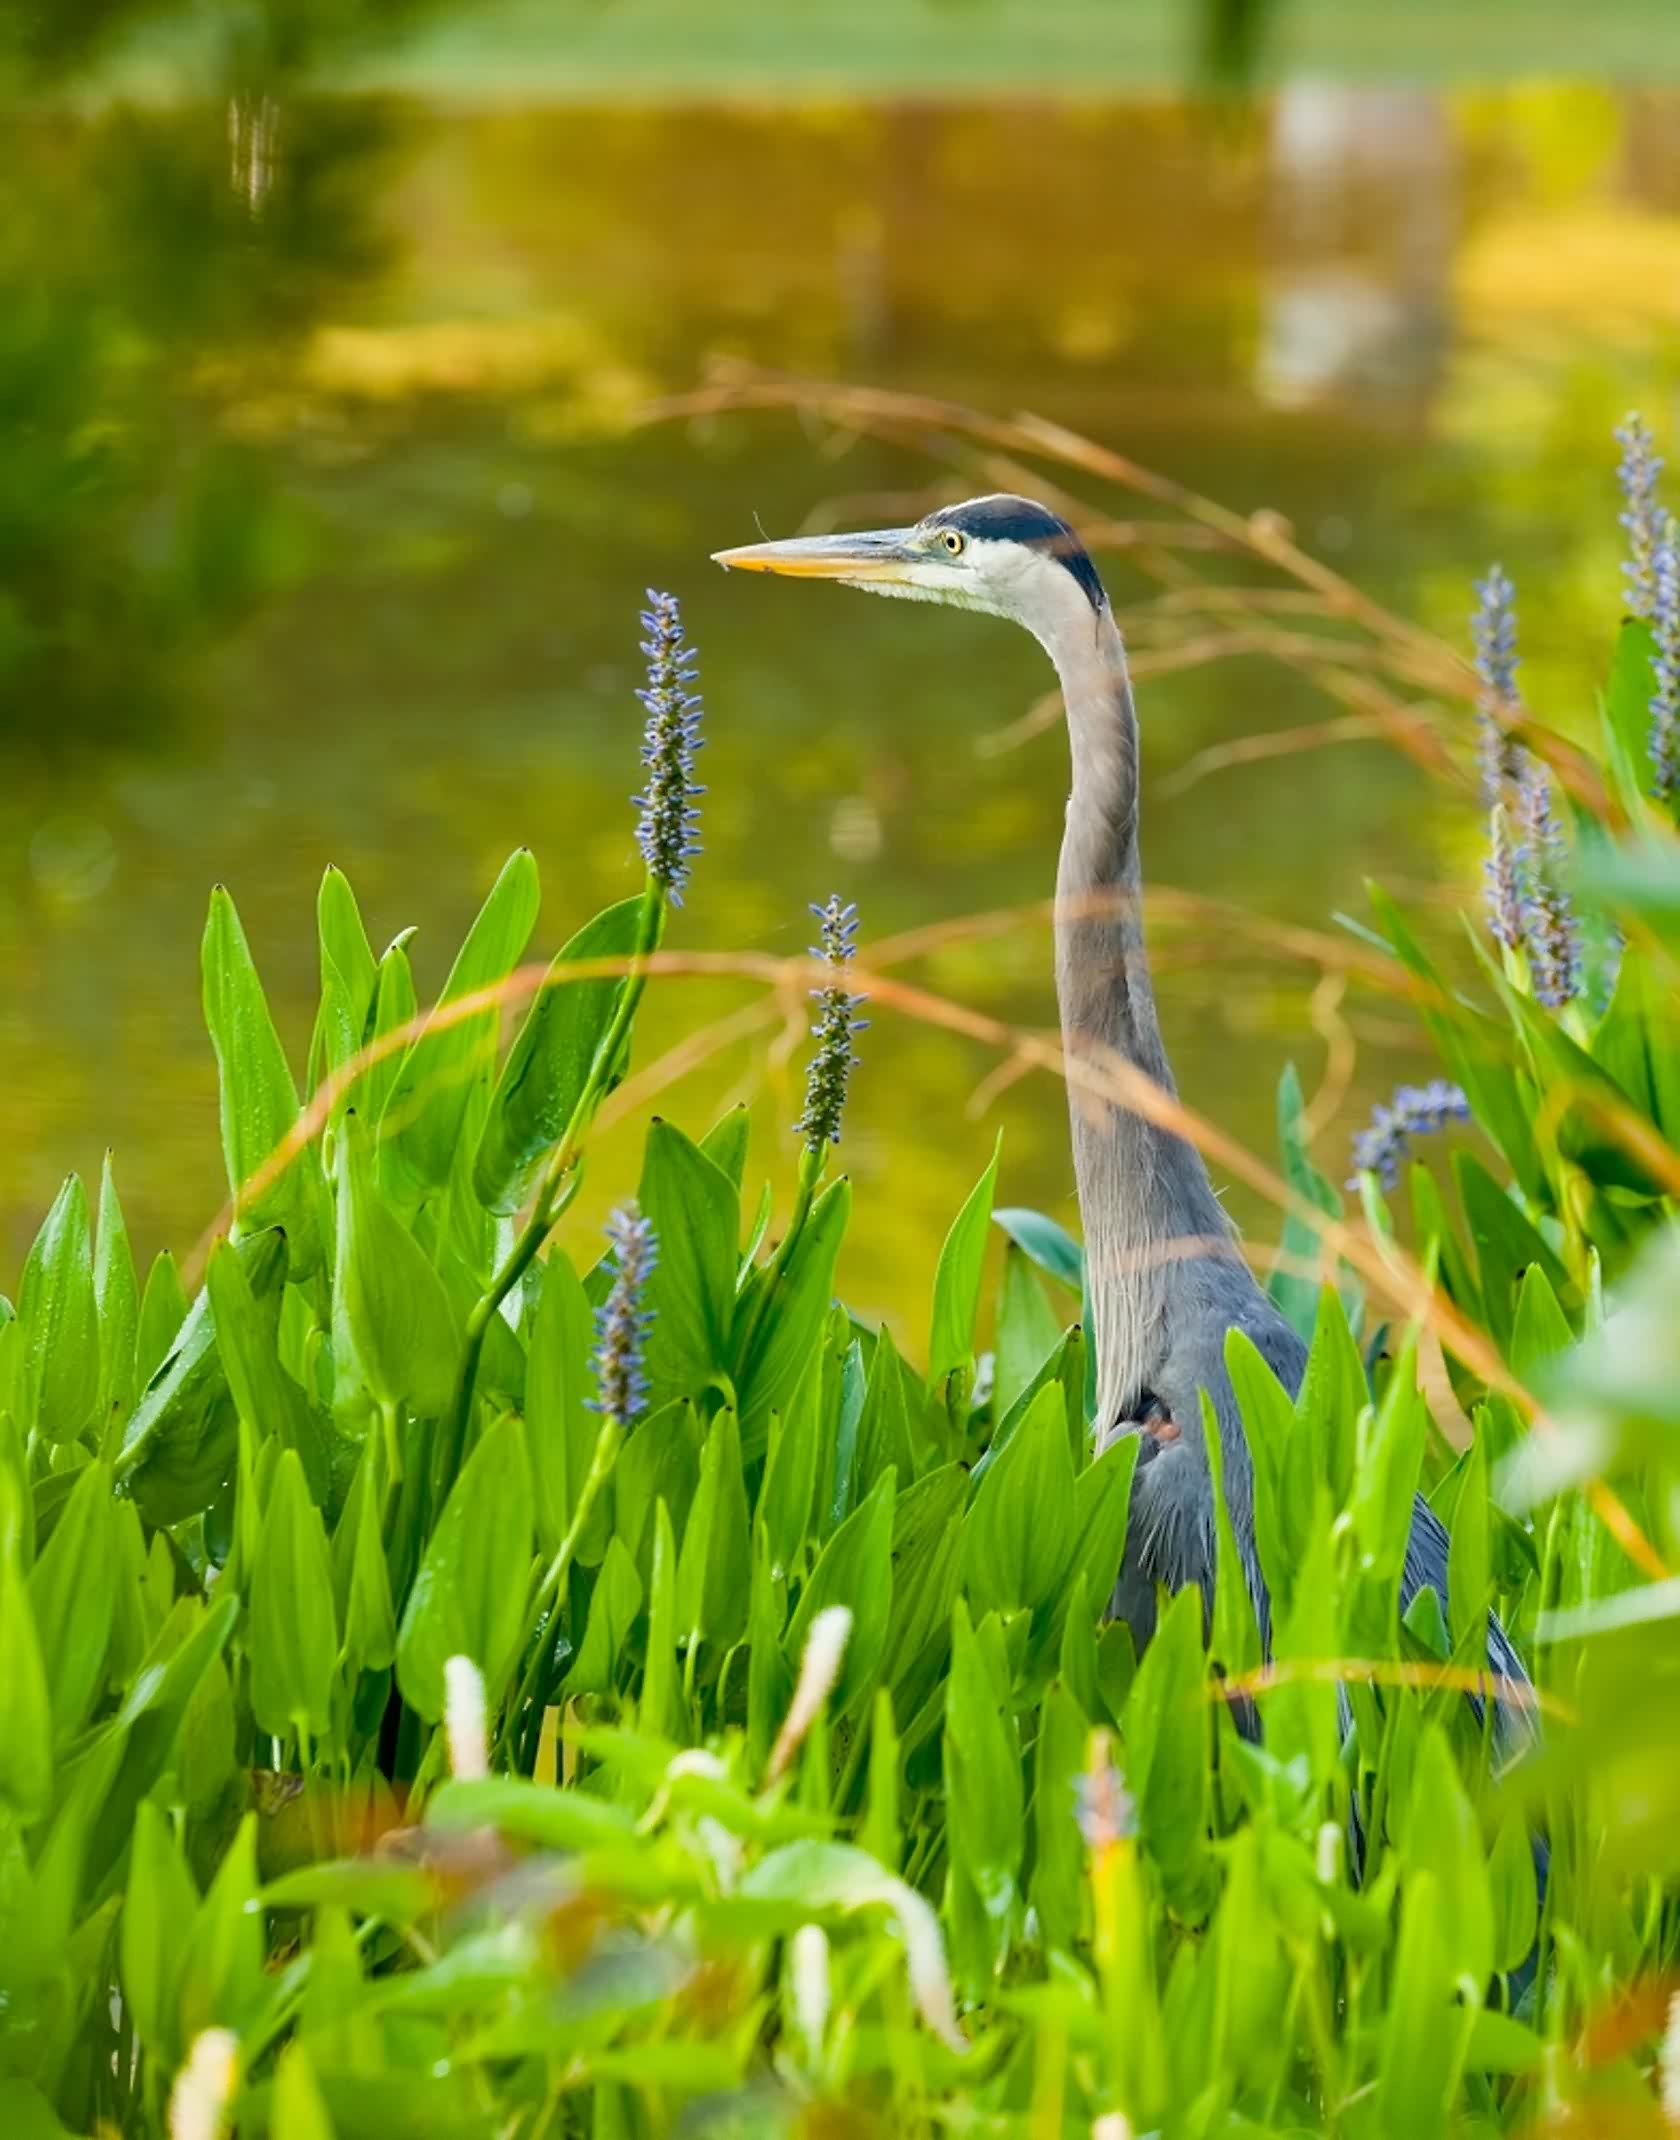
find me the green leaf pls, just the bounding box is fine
[784,1467,895,1722]
[203,885,321,1273]
[261,1857,437,1922]
[314,866,379,1081]
[961,1383,1074,1617]
[178,1813,266,2037]
[1463,2008,1543,2076]
[250,1450,339,1744]
[1366,883,1544,1203]
[698,1104,751,1193]
[473,894,647,1214]
[993,1245,1064,1425]
[1268,1508,1341,1791]
[943,1601,1022,1968]
[1124,1584,1210,1914]
[760,1356,823,1575]
[0,1551,53,1818]
[1226,1325,1304,1621]
[1031,1680,1087,1953]
[361,935,420,1128]
[674,1406,750,1653]
[1202,1392,1264,1686]
[1351,1328,1427,1596]
[82,1594,240,1901]
[611,1398,700,1580]
[1488,1809,1539,1978]
[1509,1262,1574,1383]
[120,1798,198,2066]
[1294,1284,1365,1514]
[395,1412,534,1721]
[15,1174,99,1445]
[739,1840,964,2052]
[1446,1429,1490,1659]
[332,1120,461,1416]
[928,1134,1001,1389]
[992,1207,1084,1294]
[525,1251,610,1566]
[27,1458,114,1743]
[734,1178,850,1454]
[271,2044,337,2140]
[568,1535,644,1697]
[1605,614,1660,796]
[94,1154,140,1439]
[117,1227,289,1526]
[1402,1727,1494,1992]
[332,1444,397,1677]
[853,1321,916,1494]
[205,1235,335,1509]
[381,848,542,1195]
[638,1119,740,1403]
[1268,1063,1343,1341]
[641,1498,681,1738]
[136,1249,190,1389]
[1066,1436,1137,1612]
[426,1775,635,1850]
[1454,1154,1571,1353]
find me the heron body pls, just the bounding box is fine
[714,495,1537,1765]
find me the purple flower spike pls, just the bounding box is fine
[632,590,705,907]
[795,895,868,1151]
[590,1204,657,1431]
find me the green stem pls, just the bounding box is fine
[433,886,664,1510]
[502,1416,621,1761]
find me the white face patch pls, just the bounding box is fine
[843,540,1105,643]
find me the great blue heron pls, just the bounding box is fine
[714,494,1536,1760]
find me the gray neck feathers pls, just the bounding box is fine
[1044,604,1236,1429]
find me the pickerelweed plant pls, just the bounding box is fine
[5,423,1680,2139]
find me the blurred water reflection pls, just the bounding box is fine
[4,83,1679,1328]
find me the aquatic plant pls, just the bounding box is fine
[1471,561,1523,803]
[795,893,868,1151]
[4,458,1679,2140]
[632,588,705,906]
[1348,1076,1471,1189]
[1616,410,1665,621]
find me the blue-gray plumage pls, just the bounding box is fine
[712,495,1540,1778]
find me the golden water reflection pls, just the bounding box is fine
[4,85,1678,1331]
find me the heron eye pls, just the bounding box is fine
[940,529,966,556]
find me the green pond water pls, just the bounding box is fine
[5,83,1677,1331]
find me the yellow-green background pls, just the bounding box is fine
[5,4,1679,1336]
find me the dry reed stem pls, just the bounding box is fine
[646,366,1613,817]
[1215,1655,1573,1724]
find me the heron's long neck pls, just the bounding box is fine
[1045,604,1234,1428]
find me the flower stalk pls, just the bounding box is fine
[435,593,701,1515]
[1616,411,1665,622]
[735,895,866,1367]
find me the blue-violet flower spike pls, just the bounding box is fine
[1616,412,1665,622]
[795,895,868,1151]
[1471,563,1523,805]
[632,590,705,907]
[1650,513,1680,802]
[1519,764,1582,1009]
[590,1204,657,1431]
[1484,803,1526,954]
[1349,1079,1470,1191]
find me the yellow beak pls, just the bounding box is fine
[710,527,920,580]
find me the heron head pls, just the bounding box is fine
[712,493,1108,637]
